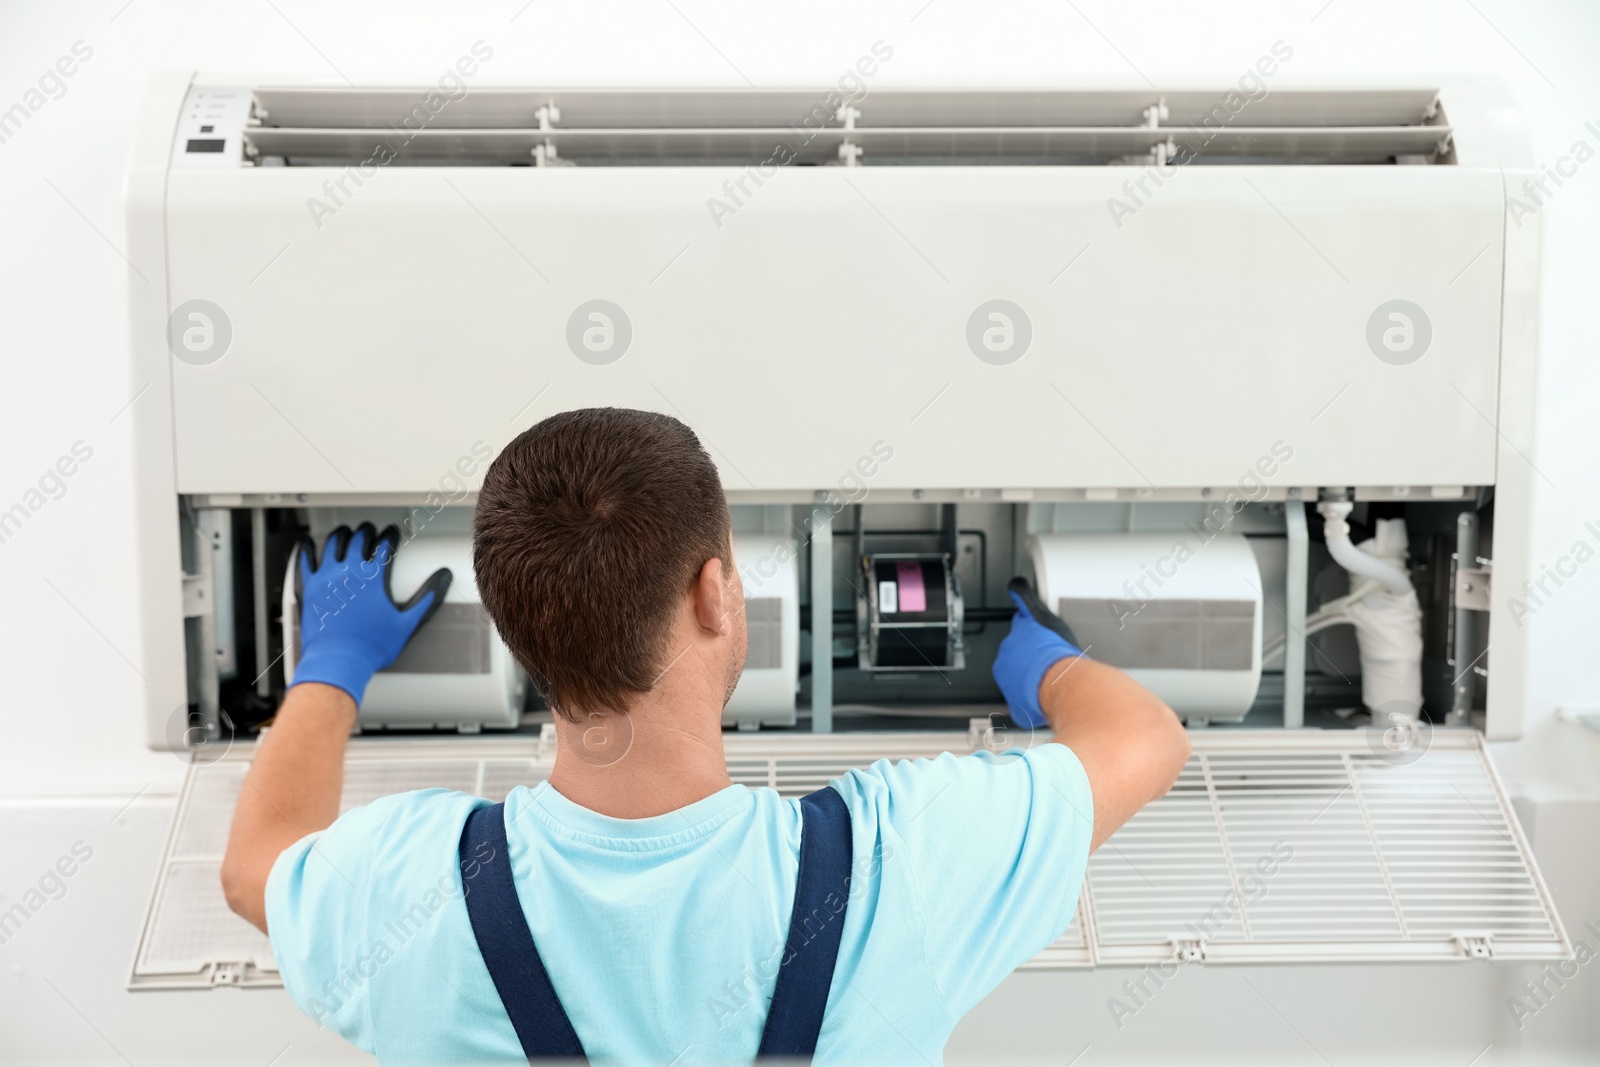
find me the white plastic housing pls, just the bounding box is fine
[1031,532,1265,721]
[727,534,800,728]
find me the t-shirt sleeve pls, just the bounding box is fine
[844,744,1095,1017]
[263,788,482,1051]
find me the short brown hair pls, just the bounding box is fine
[473,408,730,719]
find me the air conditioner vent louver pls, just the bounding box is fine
[241,88,1453,167]
[130,729,1562,990]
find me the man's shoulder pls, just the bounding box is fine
[289,787,487,894]
[341,786,485,840]
[833,745,1085,806]
[824,743,1092,871]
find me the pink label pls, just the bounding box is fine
[896,561,927,613]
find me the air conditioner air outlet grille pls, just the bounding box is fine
[238,87,1453,167]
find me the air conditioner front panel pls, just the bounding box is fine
[166,165,1504,494]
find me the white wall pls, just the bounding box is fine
[1,0,1598,1062]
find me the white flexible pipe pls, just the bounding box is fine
[1313,577,1383,617]
[1262,613,1353,660]
[1261,577,1384,661]
[1316,501,1413,595]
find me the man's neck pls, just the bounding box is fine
[545,694,732,819]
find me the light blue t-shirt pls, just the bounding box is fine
[265,745,1094,1066]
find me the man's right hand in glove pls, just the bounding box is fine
[223,524,450,933]
[990,577,1192,854]
[991,577,1087,728]
[292,522,452,705]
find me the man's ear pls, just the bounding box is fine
[691,556,732,636]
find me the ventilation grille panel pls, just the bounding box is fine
[130,729,1565,989]
[133,762,277,988]
[1084,737,1567,964]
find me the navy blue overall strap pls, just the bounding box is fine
[459,802,587,1063]
[757,785,854,1059]
[458,787,853,1062]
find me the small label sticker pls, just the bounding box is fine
[896,561,927,613]
[878,581,898,615]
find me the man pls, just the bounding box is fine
[222,408,1189,1065]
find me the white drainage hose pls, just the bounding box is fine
[1317,502,1412,595]
[1317,502,1424,718]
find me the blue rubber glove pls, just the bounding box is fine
[291,523,452,705]
[991,577,1085,728]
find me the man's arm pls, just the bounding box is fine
[221,683,357,932]
[991,577,1190,852]
[1035,655,1189,852]
[220,523,450,934]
